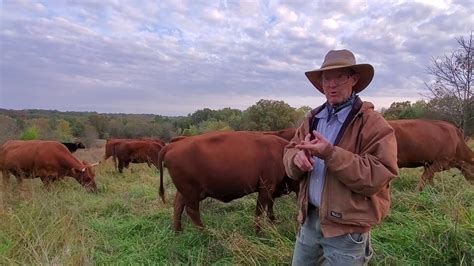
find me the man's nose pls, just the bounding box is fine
[326,78,338,87]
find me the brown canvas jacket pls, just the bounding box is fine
[283,98,399,238]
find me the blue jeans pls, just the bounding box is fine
[292,205,373,266]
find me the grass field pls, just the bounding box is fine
[0,144,473,265]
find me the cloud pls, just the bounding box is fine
[1,0,472,115]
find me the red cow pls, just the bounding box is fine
[113,140,164,173]
[158,131,298,233]
[0,140,98,192]
[389,119,474,190]
[169,136,188,143]
[260,128,297,142]
[104,138,165,170]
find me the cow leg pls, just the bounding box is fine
[185,205,204,230]
[173,192,186,231]
[183,196,204,231]
[118,160,124,174]
[16,175,32,199]
[0,170,9,213]
[1,170,10,191]
[125,161,131,171]
[40,176,53,190]
[267,199,277,223]
[255,192,272,234]
[416,160,450,191]
[0,188,4,214]
[416,164,434,191]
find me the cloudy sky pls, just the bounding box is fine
[0,0,472,116]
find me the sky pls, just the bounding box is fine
[0,0,472,116]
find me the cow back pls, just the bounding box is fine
[1,140,84,173]
[261,128,297,142]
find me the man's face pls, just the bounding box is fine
[321,68,359,105]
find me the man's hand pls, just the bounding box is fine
[293,149,315,171]
[292,131,315,171]
[296,130,334,160]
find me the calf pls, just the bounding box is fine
[61,141,86,153]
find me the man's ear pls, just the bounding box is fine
[351,73,360,85]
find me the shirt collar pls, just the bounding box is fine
[334,104,352,123]
[315,101,353,123]
[315,106,328,119]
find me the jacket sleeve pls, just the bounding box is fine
[325,114,399,196]
[283,118,310,180]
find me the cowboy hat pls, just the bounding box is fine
[305,49,374,94]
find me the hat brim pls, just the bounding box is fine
[305,64,374,94]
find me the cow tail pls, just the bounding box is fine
[158,144,169,204]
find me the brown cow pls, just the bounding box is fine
[0,140,98,192]
[104,138,166,170]
[170,129,297,144]
[260,128,297,142]
[389,119,474,190]
[158,131,298,233]
[113,140,164,173]
[169,136,188,143]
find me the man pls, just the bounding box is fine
[283,49,398,265]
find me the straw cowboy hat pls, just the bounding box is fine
[305,49,374,94]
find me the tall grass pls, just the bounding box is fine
[1,146,473,265]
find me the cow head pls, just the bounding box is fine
[72,161,100,192]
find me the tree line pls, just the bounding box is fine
[0,95,472,147]
[0,100,310,146]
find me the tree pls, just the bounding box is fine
[88,114,109,139]
[19,126,40,140]
[190,108,216,124]
[182,125,199,136]
[425,32,473,135]
[241,99,299,131]
[0,115,19,145]
[29,118,54,139]
[55,119,73,141]
[382,101,427,120]
[82,124,99,147]
[65,117,85,137]
[198,119,232,133]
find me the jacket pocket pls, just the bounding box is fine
[325,184,389,227]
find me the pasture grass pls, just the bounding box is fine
[0,146,473,265]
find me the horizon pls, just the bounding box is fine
[0,94,425,117]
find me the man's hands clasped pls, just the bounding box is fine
[293,130,334,172]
